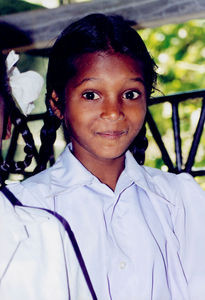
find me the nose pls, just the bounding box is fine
[100,100,124,121]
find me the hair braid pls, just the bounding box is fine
[0,103,38,179]
[0,51,37,183]
[34,96,62,173]
[129,120,148,165]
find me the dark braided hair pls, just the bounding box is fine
[0,50,37,184]
[37,13,157,170]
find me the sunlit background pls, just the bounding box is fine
[25,0,90,8]
[1,0,205,188]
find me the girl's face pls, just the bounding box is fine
[63,52,147,164]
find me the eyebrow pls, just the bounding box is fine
[75,77,145,87]
[130,77,145,86]
[74,78,98,87]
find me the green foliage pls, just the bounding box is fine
[0,6,204,186]
[140,20,205,185]
[139,19,205,95]
[0,0,43,15]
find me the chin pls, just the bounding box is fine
[95,149,126,161]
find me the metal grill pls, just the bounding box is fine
[1,89,205,182]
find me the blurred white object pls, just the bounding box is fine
[6,50,44,115]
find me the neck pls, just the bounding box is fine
[93,157,125,191]
[73,151,125,191]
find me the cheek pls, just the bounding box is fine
[63,99,75,127]
[64,108,70,127]
[128,104,147,127]
[64,102,90,132]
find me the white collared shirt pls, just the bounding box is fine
[9,146,205,300]
[0,192,83,300]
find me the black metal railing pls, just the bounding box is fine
[1,89,205,182]
[147,89,205,176]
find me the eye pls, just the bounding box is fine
[82,91,100,100]
[122,90,140,100]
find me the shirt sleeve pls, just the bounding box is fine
[173,173,205,300]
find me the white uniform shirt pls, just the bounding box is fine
[0,190,91,299]
[9,146,205,300]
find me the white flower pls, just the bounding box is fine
[6,50,44,115]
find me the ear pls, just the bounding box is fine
[49,90,64,120]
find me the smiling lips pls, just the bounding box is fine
[96,130,128,139]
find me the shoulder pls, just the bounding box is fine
[7,166,53,208]
[8,146,89,208]
[139,161,205,206]
[16,205,68,241]
[141,165,205,206]
[127,151,205,206]
[7,148,70,207]
[15,205,56,224]
[0,192,66,237]
[21,146,69,191]
[143,166,205,229]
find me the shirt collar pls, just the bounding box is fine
[124,152,176,207]
[51,145,95,195]
[51,145,153,195]
[124,151,154,191]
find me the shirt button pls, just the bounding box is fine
[119,261,126,269]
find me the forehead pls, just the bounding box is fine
[73,52,144,80]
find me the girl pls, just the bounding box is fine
[0,49,90,299]
[9,14,205,299]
